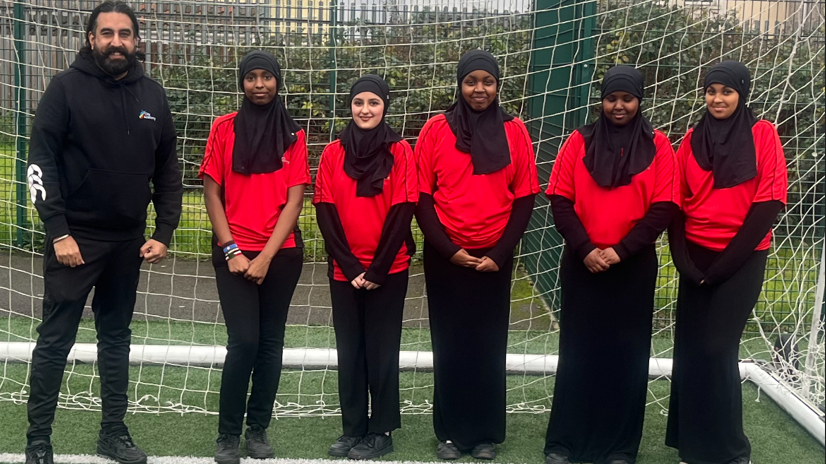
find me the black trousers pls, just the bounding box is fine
[27,235,144,443]
[424,241,513,451]
[214,246,303,436]
[545,245,658,464]
[330,270,408,437]
[666,242,768,464]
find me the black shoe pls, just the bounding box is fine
[215,434,241,464]
[25,441,54,464]
[329,435,362,457]
[545,453,570,464]
[244,425,274,459]
[608,460,629,464]
[347,432,394,460]
[437,441,462,460]
[97,430,147,464]
[471,443,496,460]
[729,458,751,464]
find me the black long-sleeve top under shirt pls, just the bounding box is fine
[414,192,536,268]
[316,202,415,285]
[669,200,783,286]
[549,194,676,261]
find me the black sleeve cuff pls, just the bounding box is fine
[364,203,415,285]
[485,248,508,270]
[614,243,631,262]
[363,268,387,285]
[703,200,783,285]
[437,241,462,260]
[485,194,536,268]
[151,222,175,247]
[43,214,70,239]
[548,194,597,261]
[615,202,677,261]
[415,193,462,260]
[340,261,367,283]
[667,211,705,286]
[684,268,705,286]
[576,242,597,261]
[316,203,366,281]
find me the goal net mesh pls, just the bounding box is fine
[0,0,823,418]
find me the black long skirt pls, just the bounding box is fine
[424,241,514,451]
[545,244,658,464]
[665,242,768,464]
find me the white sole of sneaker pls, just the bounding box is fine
[96,451,147,464]
[347,445,394,460]
[1,454,508,464]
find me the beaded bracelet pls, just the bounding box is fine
[222,241,242,261]
[225,247,242,261]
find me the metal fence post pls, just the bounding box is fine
[328,0,338,141]
[13,1,30,248]
[523,0,597,317]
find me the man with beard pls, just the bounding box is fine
[24,2,182,464]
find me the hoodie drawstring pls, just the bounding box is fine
[118,83,140,136]
[71,51,144,137]
[119,85,131,135]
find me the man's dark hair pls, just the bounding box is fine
[81,1,145,60]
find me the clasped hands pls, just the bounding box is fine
[583,247,621,273]
[351,272,381,291]
[450,249,499,272]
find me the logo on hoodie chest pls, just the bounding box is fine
[139,110,156,121]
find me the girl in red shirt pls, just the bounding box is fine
[544,66,679,464]
[199,51,310,464]
[665,61,787,464]
[415,49,540,460]
[313,75,417,460]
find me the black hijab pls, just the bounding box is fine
[339,74,402,197]
[690,60,759,188]
[444,49,514,175]
[580,65,656,189]
[232,50,301,175]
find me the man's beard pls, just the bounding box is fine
[93,45,136,76]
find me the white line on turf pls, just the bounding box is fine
[0,455,477,464]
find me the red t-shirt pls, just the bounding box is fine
[199,112,311,251]
[546,129,679,249]
[678,119,787,252]
[313,139,418,281]
[416,114,541,249]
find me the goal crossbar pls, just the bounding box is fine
[1,342,823,446]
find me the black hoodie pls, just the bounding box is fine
[27,51,183,245]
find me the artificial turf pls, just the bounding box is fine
[0,368,823,463]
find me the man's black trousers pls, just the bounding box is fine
[27,235,144,443]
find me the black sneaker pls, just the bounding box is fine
[347,432,394,460]
[244,425,274,459]
[215,434,241,464]
[97,430,147,464]
[328,435,362,457]
[25,441,54,464]
[546,453,570,464]
[437,441,462,460]
[471,443,496,460]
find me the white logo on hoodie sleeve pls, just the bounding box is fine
[27,164,46,203]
